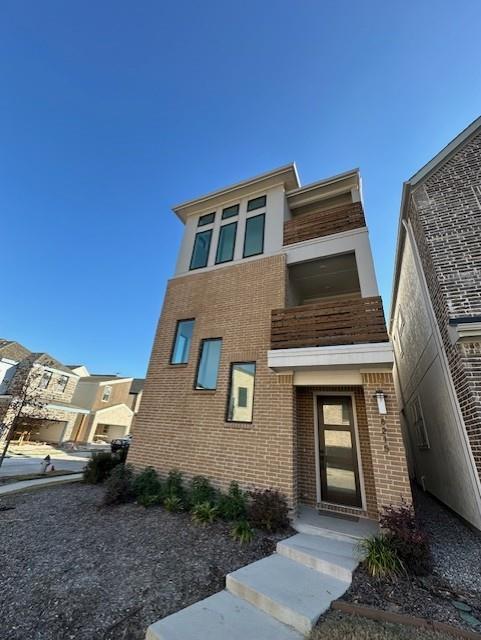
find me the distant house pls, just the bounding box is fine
[68,370,144,443]
[390,117,481,531]
[0,339,89,444]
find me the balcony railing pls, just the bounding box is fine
[283,202,366,246]
[271,296,389,350]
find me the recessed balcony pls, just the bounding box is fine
[284,202,366,246]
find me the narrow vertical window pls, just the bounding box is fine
[243,214,265,258]
[102,385,112,402]
[215,221,237,264]
[171,319,195,364]
[227,362,256,422]
[56,375,68,393]
[190,229,212,270]
[195,339,222,390]
[38,371,52,389]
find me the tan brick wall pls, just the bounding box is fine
[361,372,412,509]
[129,255,297,503]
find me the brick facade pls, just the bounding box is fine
[409,130,481,479]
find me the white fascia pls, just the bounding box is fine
[268,342,394,371]
[46,403,90,414]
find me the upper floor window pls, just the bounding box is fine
[227,362,256,423]
[195,338,222,390]
[247,195,266,212]
[102,385,112,402]
[198,212,215,226]
[56,375,68,393]
[411,396,429,449]
[171,319,195,364]
[38,371,52,390]
[222,204,239,220]
[215,221,237,264]
[190,229,212,270]
[243,213,265,258]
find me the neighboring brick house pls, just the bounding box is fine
[68,369,144,443]
[0,340,89,444]
[390,117,481,530]
[129,165,411,520]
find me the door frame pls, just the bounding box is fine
[312,391,367,511]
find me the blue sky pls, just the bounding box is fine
[1,1,480,377]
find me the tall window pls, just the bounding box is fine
[170,319,195,364]
[190,229,212,270]
[102,385,112,402]
[227,362,256,422]
[38,371,52,390]
[56,375,68,393]
[215,222,237,264]
[195,339,222,390]
[243,214,265,258]
[411,396,429,449]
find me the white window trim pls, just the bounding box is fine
[102,385,112,402]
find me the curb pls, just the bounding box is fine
[0,473,83,497]
[332,601,481,639]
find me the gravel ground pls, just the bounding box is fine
[0,484,287,640]
[342,486,481,633]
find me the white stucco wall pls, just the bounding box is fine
[393,232,481,529]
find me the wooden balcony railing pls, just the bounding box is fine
[271,296,389,350]
[283,202,366,246]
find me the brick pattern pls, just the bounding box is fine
[128,255,298,504]
[361,372,412,509]
[409,130,481,478]
[295,385,378,518]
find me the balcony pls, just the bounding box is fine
[271,295,389,350]
[284,202,366,246]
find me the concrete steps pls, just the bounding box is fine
[146,531,360,639]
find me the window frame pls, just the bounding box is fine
[243,213,265,258]
[170,318,195,365]
[222,204,239,220]
[190,228,213,270]
[215,221,237,264]
[38,370,53,390]
[102,385,112,402]
[198,212,215,227]
[194,337,222,391]
[56,374,69,393]
[225,361,256,424]
[246,195,266,212]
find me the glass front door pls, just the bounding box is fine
[317,396,362,508]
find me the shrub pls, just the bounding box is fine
[359,534,403,579]
[380,503,432,576]
[165,469,186,503]
[247,489,289,532]
[137,493,162,508]
[83,452,120,484]
[164,495,183,512]
[191,501,218,526]
[133,467,163,500]
[218,482,247,521]
[103,464,134,505]
[230,520,254,544]
[189,476,217,506]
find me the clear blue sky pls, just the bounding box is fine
[1,1,480,377]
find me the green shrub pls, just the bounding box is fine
[164,495,183,512]
[103,464,134,505]
[218,482,247,521]
[189,475,217,506]
[359,534,403,579]
[247,489,289,532]
[191,501,218,526]
[137,493,162,508]
[83,452,120,484]
[165,469,186,502]
[133,467,163,499]
[230,520,254,544]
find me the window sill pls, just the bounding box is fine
[224,421,254,428]
[192,389,217,395]
[169,363,189,368]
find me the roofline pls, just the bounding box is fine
[172,163,300,220]
[286,167,360,198]
[95,403,134,415]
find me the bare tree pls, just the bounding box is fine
[0,365,50,468]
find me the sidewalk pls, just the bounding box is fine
[0,473,83,497]
[0,444,92,478]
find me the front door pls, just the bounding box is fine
[317,396,362,508]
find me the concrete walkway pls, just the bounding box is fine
[0,444,91,478]
[0,473,83,497]
[147,529,363,639]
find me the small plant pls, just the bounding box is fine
[191,501,218,526]
[218,482,247,521]
[230,520,254,544]
[164,495,183,512]
[103,464,134,505]
[137,493,162,508]
[133,467,163,499]
[189,475,217,506]
[83,452,120,484]
[359,534,403,579]
[247,489,289,532]
[165,469,186,504]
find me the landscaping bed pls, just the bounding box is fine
[0,483,288,640]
